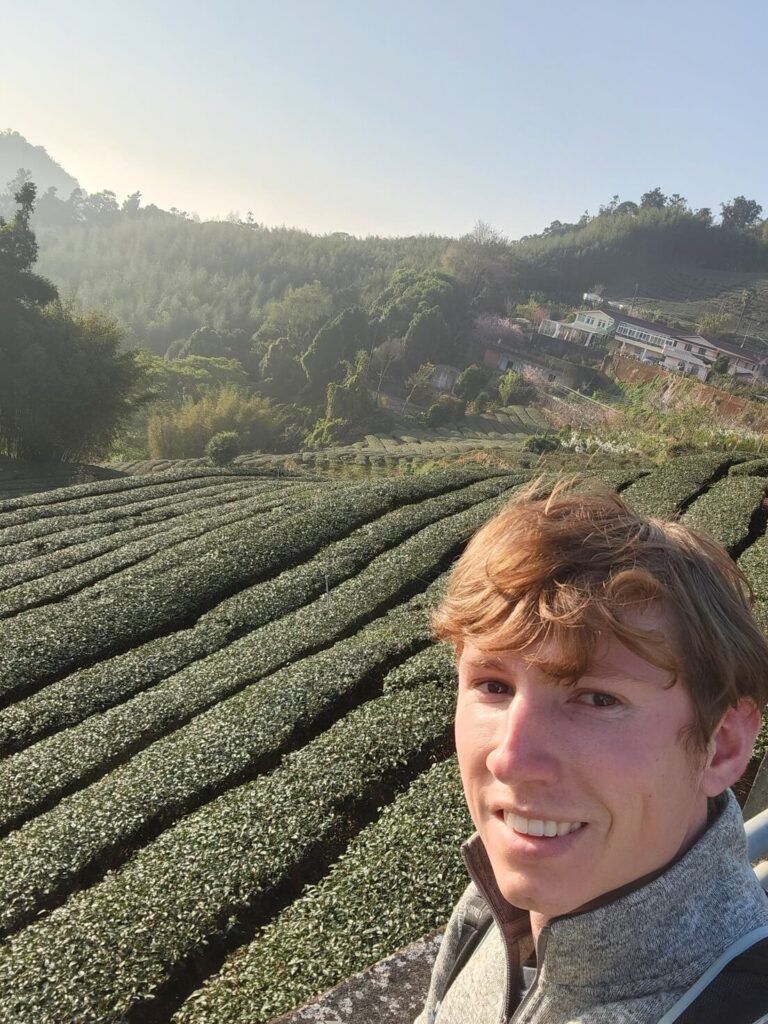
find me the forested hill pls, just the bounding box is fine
[0,130,79,200]
[2,131,767,352]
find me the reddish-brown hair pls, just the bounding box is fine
[432,477,768,753]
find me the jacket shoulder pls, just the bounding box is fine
[412,882,492,1024]
[677,938,768,1024]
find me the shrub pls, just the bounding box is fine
[424,395,466,427]
[147,387,282,459]
[205,431,241,466]
[468,390,490,414]
[523,434,560,454]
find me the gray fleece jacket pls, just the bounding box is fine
[415,789,768,1024]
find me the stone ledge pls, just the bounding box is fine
[269,929,443,1024]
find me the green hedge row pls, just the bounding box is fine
[0,478,305,572]
[0,465,270,517]
[0,600,434,933]
[174,757,471,1024]
[0,487,514,834]
[0,468,495,703]
[738,539,768,634]
[0,474,520,754]
[383,641,456,693]
[681,476,767,552]
[0,478,284,560]
[0,473,276,536]
[729,458,768,478]
[0,485,316,615]
[0,684,455,1024]
[621,453,736,518]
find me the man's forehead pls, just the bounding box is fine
[457,631,676,688]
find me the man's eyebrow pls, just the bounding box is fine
[462,654,506,669]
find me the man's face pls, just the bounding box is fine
[454,605,710,921]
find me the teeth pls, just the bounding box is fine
[504,812,583,838]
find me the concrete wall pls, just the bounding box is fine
[270,931,443,1024]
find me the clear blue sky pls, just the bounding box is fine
[3,0,766,238]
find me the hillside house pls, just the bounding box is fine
[540,305,768,382]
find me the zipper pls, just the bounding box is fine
[461,853,523,1024]
[506,925,550,1022]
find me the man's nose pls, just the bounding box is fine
[485,693,561,785]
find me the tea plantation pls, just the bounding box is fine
[0,454,766,1023]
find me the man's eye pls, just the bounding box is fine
[477,679,511,696]
[576,691,621,708]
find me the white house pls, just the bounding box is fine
[539,304,768,382]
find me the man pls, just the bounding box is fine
[416,480,768,1023]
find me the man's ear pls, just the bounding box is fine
[700,699,762,797]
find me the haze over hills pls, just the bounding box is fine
[3,130,768,353]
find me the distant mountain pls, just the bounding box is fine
[0,129,79,198]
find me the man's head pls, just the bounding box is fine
[433,479,768,921]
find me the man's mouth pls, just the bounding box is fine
[502,810,584,838]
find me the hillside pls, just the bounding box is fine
[0,454,766,1022]
[0,129,79,199]
[614,264,768,343]
[2,132,766,354]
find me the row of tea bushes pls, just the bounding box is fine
[621,453,736,518]
[0,479,306,575]
[174,758,471,1024]
[0,475,522,754]
[0,491,512,830]
[0,491,301,616]
[0,602,434,933]
[738,538,768,634]
[681,475,768,552]
[0,468,497,702]
[729,458,768,478]
[383,642,456,693]
[0,473,277,534]
[0,466,277,517]
[0,684,456,1024]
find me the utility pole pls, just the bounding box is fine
[628,283,639,318]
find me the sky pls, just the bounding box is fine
[2,0,767,239]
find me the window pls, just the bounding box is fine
[547,373,556,382]
[684,344,692,352]
[698,347,706,355]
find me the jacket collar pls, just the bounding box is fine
[460,789,768,1001]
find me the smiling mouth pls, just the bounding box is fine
[501,810,585,838]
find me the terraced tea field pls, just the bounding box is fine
[110,407,551,478]
[0,454,767,1023]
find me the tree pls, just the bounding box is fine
[614,201,639,216]
[301,306,370,398]
[720,196,763,230]
[255,282,334,352]
[455,363,493,402]
[402,305,450,371]
[441,220,510,310]
[711,354,730,375]
[147,386,282,458]
[205,430,240,466]
[498,368,534,405]
[698,312,732,337]
[404,362,436,406]
[259,340,306,402]
[640,188,668,210]
[0,183,145,460]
